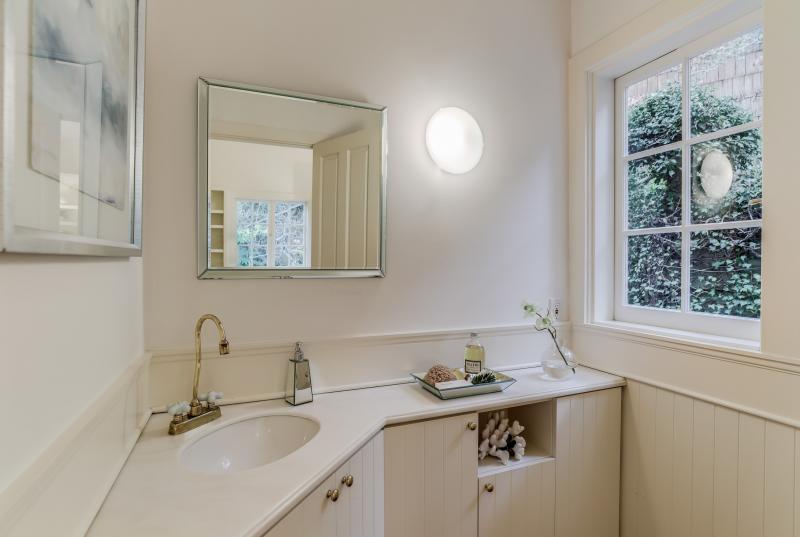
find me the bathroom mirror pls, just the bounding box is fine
[197,78,387,279]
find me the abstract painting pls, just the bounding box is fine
[30,0,134,210]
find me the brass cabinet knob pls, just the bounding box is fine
[326,489,340,502]
[341,474,354,487]
[467,422,478,431]
[484,483,494,493]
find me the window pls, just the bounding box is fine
[615,23,762,340]
[236,199,308,268]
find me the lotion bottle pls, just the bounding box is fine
[464,332,485,374]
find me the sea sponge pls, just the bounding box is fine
[424,364,457,385]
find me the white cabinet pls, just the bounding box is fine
[477,389,620,537]
[384,412,479,537]
[478,459,556,537]
[553,388,621,537]
[266,431,384,537]
[270,387,621,537]
[383,389,621,537]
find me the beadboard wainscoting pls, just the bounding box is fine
[621,379,800,537]
[0,354,150,537]
[148,323,569,410]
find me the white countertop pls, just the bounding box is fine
[88,366,624,537]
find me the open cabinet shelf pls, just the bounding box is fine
[209,189,225,268]
[476,398,554,478]
[478,452,554,478]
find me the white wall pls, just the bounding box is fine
[208,140,312,199]
[760,0,800,360]
[143,0,570,354]
[570,0,662,54]
[0,256,143,490]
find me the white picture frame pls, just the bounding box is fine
[0,0,146,256]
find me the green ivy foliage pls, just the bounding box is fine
[626,83,762,318]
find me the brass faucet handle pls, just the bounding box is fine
[167,401,190,420]
[199,391,224,403]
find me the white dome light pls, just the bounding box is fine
[425,107,484,174]
[700,150,734,199]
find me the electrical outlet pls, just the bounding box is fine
[548,298,563,320]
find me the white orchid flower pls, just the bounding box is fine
[522,301,538,317]
[535,316,553,330]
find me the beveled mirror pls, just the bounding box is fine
[197,78,386,279]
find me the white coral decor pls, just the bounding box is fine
[478,411,527,465]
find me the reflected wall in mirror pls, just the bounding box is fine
[198,79,386,279]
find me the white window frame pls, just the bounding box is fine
[614,13,762,341]
[235,198,310,268]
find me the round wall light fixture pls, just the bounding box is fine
[700,149,734,199]
[425,107,484,174]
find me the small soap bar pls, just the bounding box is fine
[435,379,472,389]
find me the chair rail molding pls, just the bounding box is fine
[575,324,800,429]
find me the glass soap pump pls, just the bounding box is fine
[285,341,313,405]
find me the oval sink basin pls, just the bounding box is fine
[181,415,319,474]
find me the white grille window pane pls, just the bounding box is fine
[627,233,682,310]
[690,129,762,224]
[626,64,682,154]
[274,201,307,267]
[627,149,682,229]
[616,20,763,336]
[690,28,763,135]
[236,200,269,267]
[690,228,761,318]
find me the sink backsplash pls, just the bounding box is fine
[148,323,569,410]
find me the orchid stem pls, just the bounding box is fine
[534,312,576,373]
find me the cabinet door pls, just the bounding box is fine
[336,430,384,537]
[554,388,621,537]
[265,432,384,537]
[266,473,337,537]
[384,412,479,537]
[478,459,556,537]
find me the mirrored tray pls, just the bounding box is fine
[410,369,516,400]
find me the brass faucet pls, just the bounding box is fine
[168,314,230,435]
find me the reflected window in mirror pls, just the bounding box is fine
[233,199,309,268]
[236,199,269,267]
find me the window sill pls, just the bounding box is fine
[587,319,759,351]
[574,320,800,373]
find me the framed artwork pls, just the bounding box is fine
[0,0,146,256]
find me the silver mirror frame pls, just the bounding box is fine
[196,78,387,279]
[0,0,145,257]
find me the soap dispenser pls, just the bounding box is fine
[285,341,313,406]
